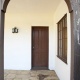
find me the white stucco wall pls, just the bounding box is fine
[53,1,71,80]
[4,0,55,70]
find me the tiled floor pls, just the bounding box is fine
[4,70,59,80]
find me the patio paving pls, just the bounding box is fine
[4,70,59,80]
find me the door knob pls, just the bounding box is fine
[33,47,34,49]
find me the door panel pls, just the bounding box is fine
[32,27,48,69]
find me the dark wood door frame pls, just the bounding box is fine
[70,10,74,80]
[31,26,49,70]
[1,0,80,80]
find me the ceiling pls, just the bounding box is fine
[6,0,62,15]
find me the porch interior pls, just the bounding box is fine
[4,0,71,80]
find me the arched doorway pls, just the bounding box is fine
[0,0,79,80]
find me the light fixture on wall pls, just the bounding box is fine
[12,27,18,33]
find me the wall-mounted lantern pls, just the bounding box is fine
[12,27,18,33]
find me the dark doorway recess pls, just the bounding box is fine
[32,27,49,70]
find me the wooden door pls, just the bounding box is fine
[32,27,48,70]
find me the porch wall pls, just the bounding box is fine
[4,0,55,70]
[53,1,71,80]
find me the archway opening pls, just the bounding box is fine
[0,0,73,80]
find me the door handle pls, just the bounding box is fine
[33,47,34,49]
[77,29,80,45]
